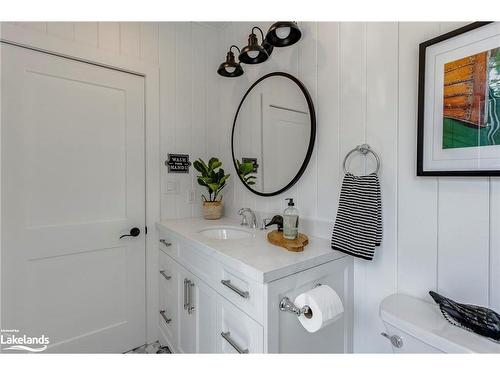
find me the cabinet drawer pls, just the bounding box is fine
[216,296,263,354]
[158,234,177,258]
[177,242,218,287]
[159,250,177,295]
[159,281,177,346]
[217,265,264,324]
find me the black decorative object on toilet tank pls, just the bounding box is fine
[429,291,500,342]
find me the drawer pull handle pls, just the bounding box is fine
[160,310,172,324]
[187,280,195,314]
[221,331,249,354]
[183,279,189,310]
[159,270,171,280]
[221,279,249,299]
[381,332,403,348]
[160,239,172,247]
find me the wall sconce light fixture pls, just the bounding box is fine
[238,27,273,64]
[217,45,244,77]
[265,21,302,47]
[217,22,302,78]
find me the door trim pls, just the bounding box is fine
[0,22,161,345]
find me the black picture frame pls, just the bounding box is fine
[417,21,499,176]
[231,72,316,197]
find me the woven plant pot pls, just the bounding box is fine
[202,200,223,220]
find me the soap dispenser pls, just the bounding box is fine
[283,198,299,240]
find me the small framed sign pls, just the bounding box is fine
[165,154,191,173]
[242,157,259,173]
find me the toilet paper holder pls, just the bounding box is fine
[279,297,311,317]
[279,284,321,317]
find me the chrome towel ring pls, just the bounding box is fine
[342,144,381,175]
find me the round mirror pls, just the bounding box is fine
[231,72,316,196]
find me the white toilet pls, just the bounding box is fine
[380,294,500,353]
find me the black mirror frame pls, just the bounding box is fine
[231,72,316,197]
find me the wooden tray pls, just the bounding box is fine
[267,230,309,252]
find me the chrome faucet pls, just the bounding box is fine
[238,208,257,229]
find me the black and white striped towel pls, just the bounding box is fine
[331,172,382,260]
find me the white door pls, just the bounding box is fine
[262,99,310,193]
[1,44,146,353]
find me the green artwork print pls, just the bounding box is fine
[442,47,500,149]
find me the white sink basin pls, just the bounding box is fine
[198,226,254,240]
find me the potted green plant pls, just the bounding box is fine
[236,160,257,187]
[193,157,230,220]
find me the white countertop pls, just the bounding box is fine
[156,217,347,283]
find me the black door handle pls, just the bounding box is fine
[120,227,141,239]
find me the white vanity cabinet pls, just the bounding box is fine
[157,219,353,354]
[159,244,217,353]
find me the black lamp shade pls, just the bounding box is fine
[217,49,244,77]
[262,39,274,56]
[239,33,269,64]
[266,22,302,47]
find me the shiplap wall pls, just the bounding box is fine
[397,21,500,323]
[8,22,222,221]
[10,22,160,64]
[158,23,221,220]
[217,22,500,352]
[5,21,499,353]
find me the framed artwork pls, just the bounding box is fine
[417,22,500,176]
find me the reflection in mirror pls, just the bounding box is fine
[232,72,315,196]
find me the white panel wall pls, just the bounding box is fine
[8,22,222,221]
[397,22,441,301]
[217,22,400,353]
[10,22,159,64]
[5,21,499,353]
[397,22,499,311]
[158,23,222,220]
[217,22,500,353]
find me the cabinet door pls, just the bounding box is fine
[265,257,353,353]
[177,268,217,353]
[193,273,217,353]
[177,267,196,353]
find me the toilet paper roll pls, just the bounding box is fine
[294,285,344,333]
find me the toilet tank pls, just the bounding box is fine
[383,322,444,353]
[379,294,500,354]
